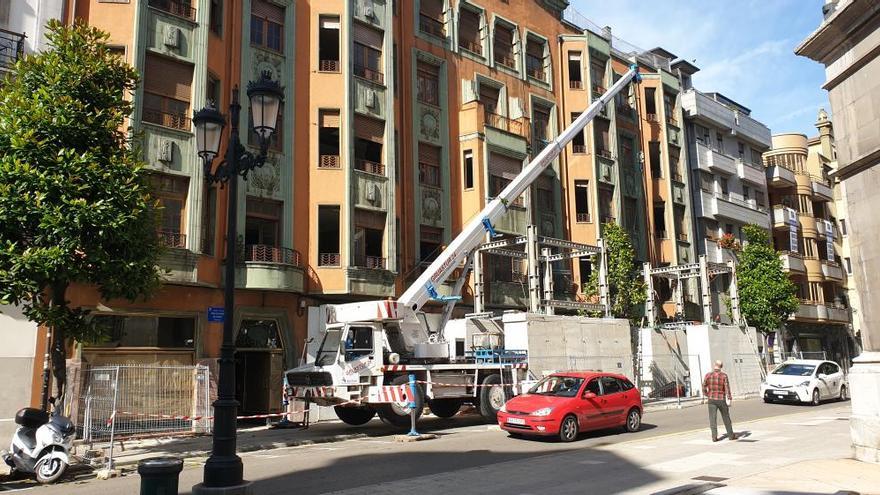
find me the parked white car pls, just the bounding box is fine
[761,359,848,406]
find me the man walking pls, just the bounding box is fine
[703,360,736,441]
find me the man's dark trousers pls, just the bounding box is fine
[707,399,734,439]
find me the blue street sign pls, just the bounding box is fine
[207,306,225,323]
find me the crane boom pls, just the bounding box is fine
[397,64,641,313]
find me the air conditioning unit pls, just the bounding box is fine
[164,26,180,49]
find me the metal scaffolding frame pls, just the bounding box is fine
[472,225,610,316]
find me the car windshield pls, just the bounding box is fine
[772,363,816,376]
[528,376,584,397]
[315,328,343,366]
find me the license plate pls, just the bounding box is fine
[507,417,526,425]
[774,391,787,395]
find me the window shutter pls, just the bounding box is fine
[354,209,386,230]
[526,38,543,58]
[419,143,441,165]
[353,23,383,50]
[489,153,522,180]
[144,54,193,101]
[459,9,480,34]
[253,0,284,23]
[495,24,513,46]
[319,109,340,128]
[354,115,385,142]
[421,0,443,18]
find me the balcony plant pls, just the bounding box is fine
[718,232,741,251]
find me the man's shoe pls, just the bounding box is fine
[712,437,719,442]
[729,434,738,441]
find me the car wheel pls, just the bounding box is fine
[624,408,641,433]
[839,386,848,402]
[811,388,821,406]
[763,397,773,404]
[559,415,579,442]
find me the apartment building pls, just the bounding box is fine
[763,110,860,363]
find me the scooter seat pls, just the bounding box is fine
[15,408,49,429]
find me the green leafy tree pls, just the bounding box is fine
[0,21,163,405]
[583,223,646,323]
[736,224,799,334]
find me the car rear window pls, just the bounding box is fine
[618,378,634,391]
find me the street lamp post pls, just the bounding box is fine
[192,71,283,493]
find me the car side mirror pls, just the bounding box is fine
[582,391,597,399]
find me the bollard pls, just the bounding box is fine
[407,373,419,437]
[138,456,183,495]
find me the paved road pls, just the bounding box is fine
[6,399,849,494]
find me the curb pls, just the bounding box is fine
[644,398,704,412]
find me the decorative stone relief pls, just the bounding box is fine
[421,187,442,225]
[248,155,281,196]
[164,26,180,49]
[252,50,283,82]
[419,107,440,142]
[157,139,174,163]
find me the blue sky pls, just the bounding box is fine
[571,0,829,137]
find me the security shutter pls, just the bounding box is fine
[418,143,441,165]
[489,152,522,180]
[319,109,340,128]
[252,0,284,23]
[353,23,383,50]
[354,208,386,230]
[420,0,443,18]
[144,54,193,101]
[354,115,385,142]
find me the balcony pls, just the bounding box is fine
[354,65,384,85]
[794,301,850,323]
[771,205,798,229]
[811,177,833,201]
[459,39,482,56]
[826,305,850,323]
[148,0,196,21]
[780,252,806,274]
[737,159,766,186]
[230,245,304,293]
[766,164,796,187]
[158,230,187,249]
[591,85,606,100]
[704,238,736,264]
[354,255,387,270]
[569,80,584,90]
[821,261,843,281]
[572,144,587,154]
[576,213,590,223]
[680,90,771,147]
[695,142,737,175]
[0,29,25,73]
[419,14,446,38]
[318,253,341,267]
[143,106,191,132]
[319,154,341,169]
[484,111,527,138]
[699,190,770,227]
[355,159,385,176]
[495,52,516,71]
[816,218,828,238]
[244,245,301,266]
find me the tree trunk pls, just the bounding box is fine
[49,283,68,405]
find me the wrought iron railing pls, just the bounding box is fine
[484,111,525,136]
[419,14,445,38]
[158,230,187,248]
[318,253,341,267]
[646,113,659,123]
[244,244,301,267]
[572,144,587,154]
[597,149,614,160]
[319,155,340,169]
[355,159,385,176]
[353,64,384,84]
[319,59,340,72]
[495,53,516,70]
[143,107,191,131]
[0,29,25,71]
[355,255,386,270]
[148,0,196,21]
[576,213,590,223]
[569,80,583,89]
[459,38,482,55]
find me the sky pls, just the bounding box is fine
[571,0,829,137]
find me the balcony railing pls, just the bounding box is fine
[318,253,341,267]
[597,149,614,160]
[355,159,385,176]
[576,213,590,223]
[459,39,482,55]
[419,14,445,38]
[569,80,583,89]
[495,53,516,70]
[353,65,384,84]
[677,232,689,242]
[646,113,659,123]
[485,112,525,137]
[148,0,196,21]
[319,59,340,72]
[0,29,26,71]
[572,144,587,154]
[355,255,386,270]
[244,244,302,267]
[319,154,341,169]
[527,66,547,82]
[143,107,191,131]
[158,230,187,249]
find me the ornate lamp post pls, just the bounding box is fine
[192,71,283,493]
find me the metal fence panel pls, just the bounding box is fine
[642,354,702,400]
[79,365,211,444]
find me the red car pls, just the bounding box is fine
[497,371,642,442]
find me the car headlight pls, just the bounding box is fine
[531,407,553,417]
[500,404,508,413]
[799,380,811,387]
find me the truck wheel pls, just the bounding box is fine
[334,406,375,426]
[377,375,423,428]
[479,373,510,422]
[428,399,462,418]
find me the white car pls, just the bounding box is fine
[761,359,848,406]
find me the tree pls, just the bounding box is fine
[736,224,799,334]
[583,223,646,323]
[0,21,163,407]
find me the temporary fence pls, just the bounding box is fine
[779,350,828,361]
[641,354,703,401]
[79,364,213,445]
[527,354,635,383]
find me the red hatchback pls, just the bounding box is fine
[498,372,642,442]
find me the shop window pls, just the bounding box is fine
[92,315,195,348]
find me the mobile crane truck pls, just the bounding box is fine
[283,65,641,428]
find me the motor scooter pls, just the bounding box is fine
[2,399,75,484]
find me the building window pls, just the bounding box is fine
[590,59,606,96]
[206,73,220,107]
[624,197,639,233]
[525,35,547,82]
[488,152,523,207]
[458,6,482,55]
[571,113,586,154]
[715,132,724,151]
[418,143,441,187]
[151,173,189,248]
[419,0,445,38]
[719,177,729,195]
[654,205,666,238]
[493,21,516,69]
[532,104,551,148]
[353,24,384,84]
[737,142,745,160]
[619,135,635,169]
[142,54,193,131]
[575,180,590,223]
[318,205,340,266]
[251,0,284,53]
[743,185,750,200]
[664,92,677,125]
[353,209,386,269]
[245,197,282,248]
[318,16,340,72]
[674,206,687,241]
[649,141,661,179]
[420,226,443,263]
[463,150,474,189]
[318,109,341,168]
[845,257,852,274]
[568,51,582,89]
[840,219,847,236]
[599,186,614,222]
[644,87,657,119]
[354,116,385,175]
[92,315,195,348]
[201,186,217,255]
[537,185,554,212]
[417,61,440,106]
[594,119,611,158]
[209,0,223,35]
[148,0,196,21]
